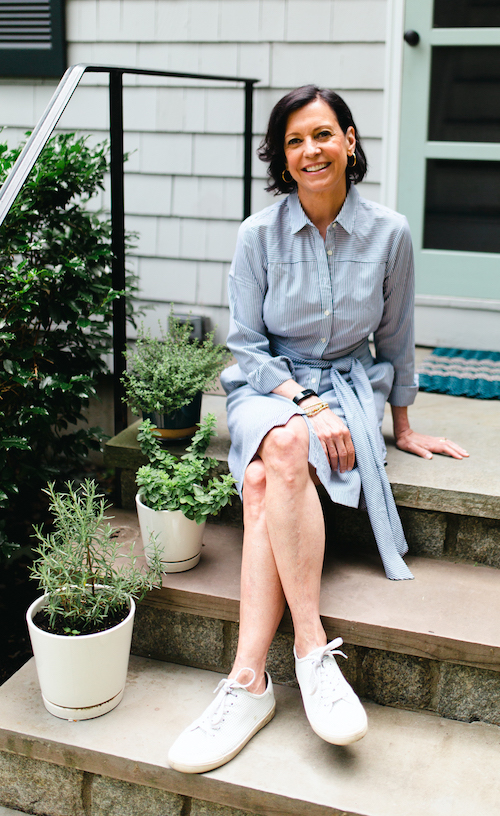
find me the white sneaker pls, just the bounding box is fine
[294,638,368,745]
[168,669,276,773]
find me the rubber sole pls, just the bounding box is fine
[168,703,276,774]
[312,719,368,745]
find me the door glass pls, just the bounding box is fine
[428,46,500,142]
[434,0,500,28]
[424,159,500,252]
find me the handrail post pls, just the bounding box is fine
[109,70,128,436]
[243,80,255,220]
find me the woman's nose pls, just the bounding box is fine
[303,136,320,156]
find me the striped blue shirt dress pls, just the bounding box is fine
[220,185,419,580]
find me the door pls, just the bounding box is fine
[398,0,500,303]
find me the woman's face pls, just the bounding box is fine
[283,98,356,203]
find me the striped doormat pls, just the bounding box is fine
[417,348,500,399]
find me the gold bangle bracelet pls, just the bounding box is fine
[303,401,329,418]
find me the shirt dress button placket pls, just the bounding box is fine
[313,230,332,359]
[320,224,335,356]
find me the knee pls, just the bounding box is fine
[262,419,309,465]
[242,459,266,521]
[243,459,266,501]
[260,419,309,483]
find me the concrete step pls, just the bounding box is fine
[105,389,500,569]
[111,510,500,726]
[0,657,499,816]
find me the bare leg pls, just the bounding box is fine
[229,459,286,694]
[258,417,327,658]
[230,416,327,694]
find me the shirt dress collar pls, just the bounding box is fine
[287,184,360,236]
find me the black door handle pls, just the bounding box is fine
[404,30,420,46]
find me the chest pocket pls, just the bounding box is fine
[263,261,322,338]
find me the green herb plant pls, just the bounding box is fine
[122,314,231,416]
[0,132,136,544]
[136,415,237,525]
[30,480,162,634]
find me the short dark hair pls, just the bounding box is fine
[257,85,368,195]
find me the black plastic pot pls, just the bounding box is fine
[142,392,202,443]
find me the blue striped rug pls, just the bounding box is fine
[417,348,500,399]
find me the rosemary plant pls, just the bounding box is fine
[30,480,162,634]
[136,414,237,524]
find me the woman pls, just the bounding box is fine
[168,86,467,774]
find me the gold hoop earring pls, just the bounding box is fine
[347,153,357,168]
[282,168,293,183]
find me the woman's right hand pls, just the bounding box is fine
[270,380,355,473]
[307,402,355,473]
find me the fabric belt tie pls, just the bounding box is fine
[327,357,414,581]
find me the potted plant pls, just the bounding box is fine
[135,414,237,572]
[121,313,232,441]
[26,479,162,721]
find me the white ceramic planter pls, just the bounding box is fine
[27,593,135,721]
[136,493,205,573]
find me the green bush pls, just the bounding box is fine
[0,132,133,550]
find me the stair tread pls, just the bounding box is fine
[114,510,500,671]
[0,658,498,816]
[381,390,500,518]
[106,390,500,518]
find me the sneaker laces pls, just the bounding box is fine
[191,667,257,733]
[309,638,348,703]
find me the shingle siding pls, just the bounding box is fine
[1,0,388,340]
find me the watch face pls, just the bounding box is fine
[294,389,316,404]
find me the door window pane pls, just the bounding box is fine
[424,159,500,253]
[429,47,500,142]
[434,0,500,28]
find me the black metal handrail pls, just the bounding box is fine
[0,63,258,434]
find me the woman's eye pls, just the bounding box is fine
[317,130,331,139]
[287,137,301,146]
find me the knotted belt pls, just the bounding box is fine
[325,356,413,580]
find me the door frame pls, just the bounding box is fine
[381,0,500,349]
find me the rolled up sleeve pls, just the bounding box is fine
[374,219,419,407]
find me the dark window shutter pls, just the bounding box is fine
[0,0,66,77]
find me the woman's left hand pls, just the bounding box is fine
[395,429,469,460]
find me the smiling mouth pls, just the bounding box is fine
[303,162,330,173]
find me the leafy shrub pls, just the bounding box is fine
[30,480,162,634]
[0,132,133,546]
[122,315,231,416]
[136,415,237,524]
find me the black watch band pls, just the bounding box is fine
[292,389,318,405]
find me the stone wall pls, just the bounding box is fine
[0,752,265,816]
[131,605,500,726]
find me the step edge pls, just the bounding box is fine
[138,591,500,673]
[392,482,500,520]
[0,726,365,816]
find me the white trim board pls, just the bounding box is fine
[415,295,500,313]
[415,304,500,351]
[380,0,405,210]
